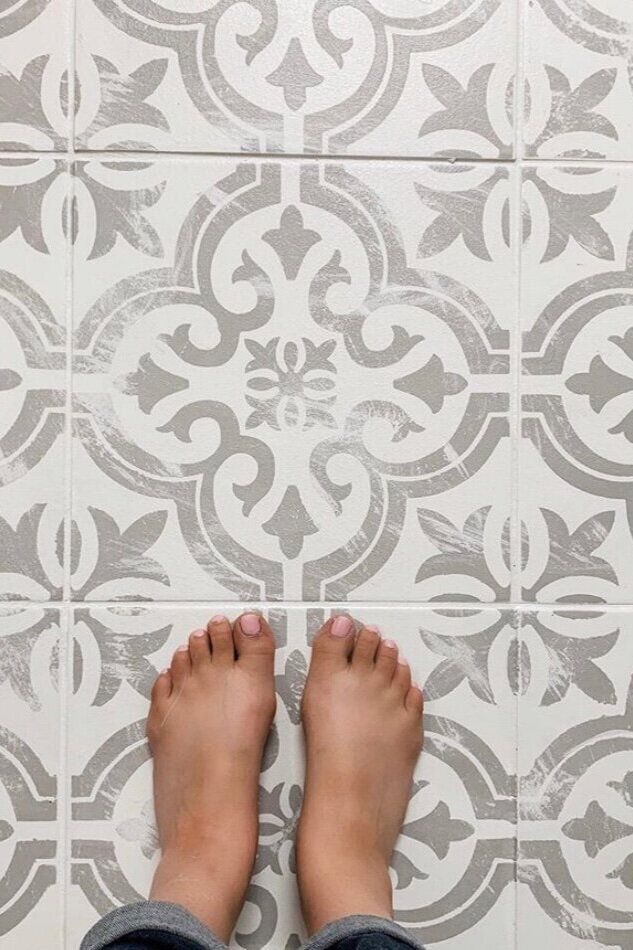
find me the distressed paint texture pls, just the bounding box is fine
[0,1,632,948]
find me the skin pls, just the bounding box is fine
[146,612,424,942]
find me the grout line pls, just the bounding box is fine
[0,148,516,164]
[509,169,523,605]
[3,150,633,168]
[513,3,528,941]
[4,600,633,612]
[56,609,70,950]
[61,10,76,944]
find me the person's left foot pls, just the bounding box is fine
[146,613,276,942]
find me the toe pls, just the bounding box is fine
[233,612,275,669]
[375,637,399,682]
[393,655,411,697]
[309,615,355,671]
[151,667,172,704]
[207,615,234,665]
[170,644,191,688]
[352,625,381,667]
[406,682,424,717]
[188,627,211,667]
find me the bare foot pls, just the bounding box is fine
[297,616,424,934]
[146,613,276,942]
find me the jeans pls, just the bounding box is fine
[81,902,425,950]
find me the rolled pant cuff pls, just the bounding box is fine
[305,914,422,949]
[80,901,227,950]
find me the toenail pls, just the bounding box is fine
[192,628,206,638]
[366,625,380,633]
[331,615,352,637]
[383,638,397,650]
[210,615,226,624]
[398,655,408,666]
[240,613,261,636]
[176,644,189,653]
[160,668,169,675]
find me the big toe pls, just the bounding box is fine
[309,615,355,672]
[233,612,276,670]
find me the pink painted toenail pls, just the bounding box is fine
[383,638,397,650]
[331,616,352,637]
[241,613,261,636]
[398,655,409,666]
[366,625,380,633]
[211,615,226,624]
[192,628,206,637]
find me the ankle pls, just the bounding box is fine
[150,850,246,942]
[297,838,393,935]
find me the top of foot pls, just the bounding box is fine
[146,612,276,942]
[297,615,424,934]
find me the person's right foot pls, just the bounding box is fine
[146,612,276,942]
[297,616,424,934]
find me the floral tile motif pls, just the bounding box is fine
[521,164,633,603]
[0,158,68,601]
[74,0,516,156]
[523,1,633,160]
[0,607,61,944]
[67,606,516,950]
[72,158,513,602]
[0,0,71,150]
[518,609,633,948]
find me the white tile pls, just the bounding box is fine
[521,164,633,603]
[0,159,68,601]
[523,2,633,160]
[72,158,514,602]
[518,609,633,948]
[0,0,71,150]
[74,0,516,157]
[0,607,62,943]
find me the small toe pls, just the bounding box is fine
[352,625,381,667]
[393,656,411,697]
[406,683,424,716]
[234,612,275,669]
[170,644,191,688]
[375,637,399,681]
[310,616,355,671]
[188,628,210,667]
[207,615,234,665]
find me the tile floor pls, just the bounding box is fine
[1,1,632,948]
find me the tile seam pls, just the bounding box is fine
[5,601,633,611]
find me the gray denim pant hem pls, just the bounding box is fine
[80,901,227,950]
[81,902,424,950]
[307,913,424,949]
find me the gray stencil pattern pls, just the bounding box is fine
[1,1,633,948]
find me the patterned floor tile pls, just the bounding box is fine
[0,158,68,601]
[74,0,516,157]
[67,605,516,950]
[523,1,633,160]
[72,157,514,602]
[521,164,633,603]
[0,607,61,944]
[518,608,633,948]
[0,0,71,150]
